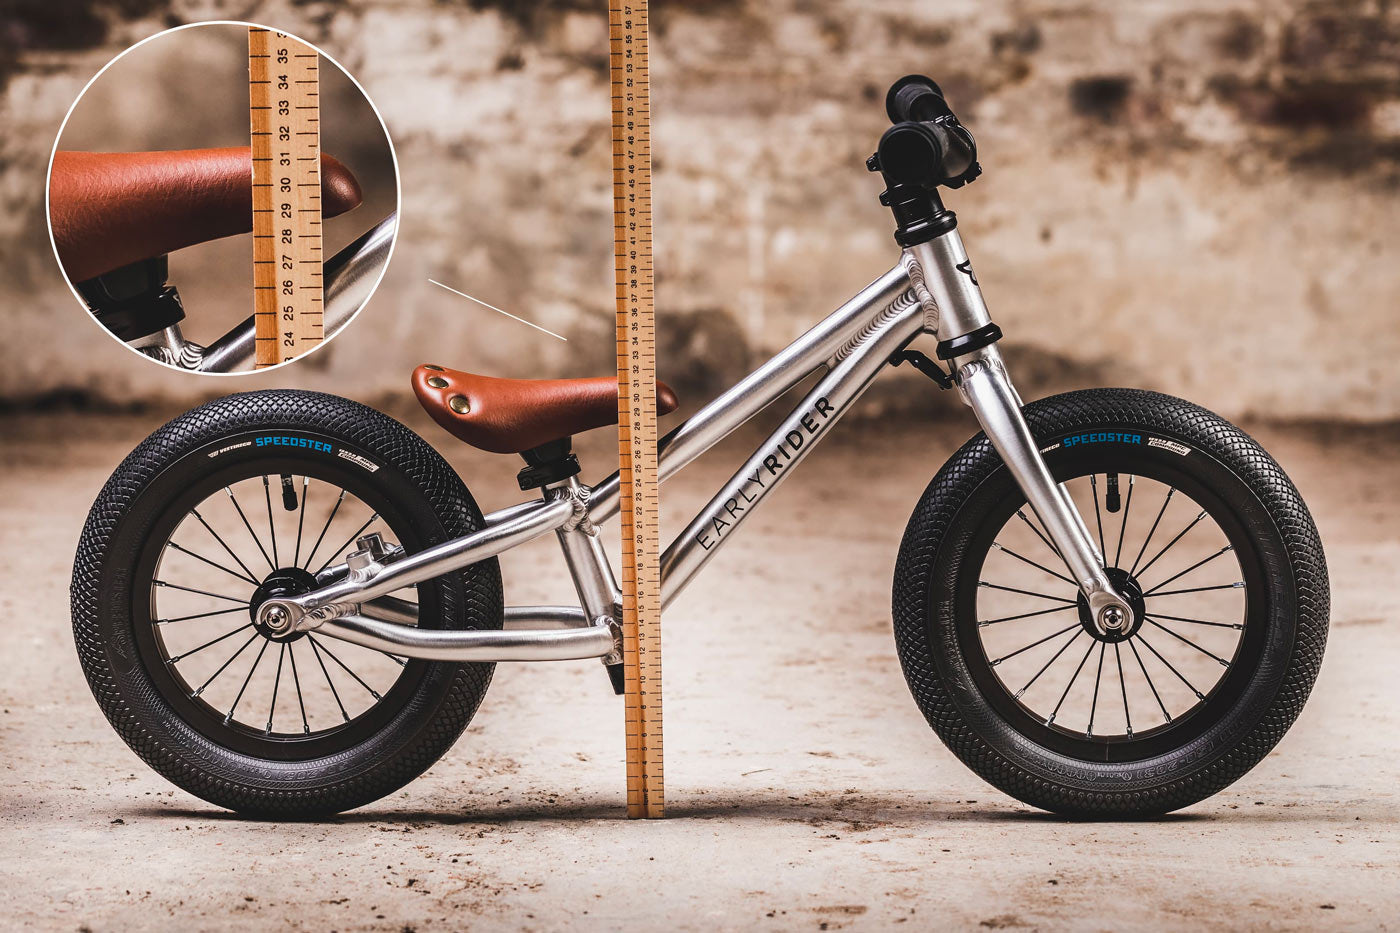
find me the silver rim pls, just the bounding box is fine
[149,473,414,737]
[975,473,1248,740]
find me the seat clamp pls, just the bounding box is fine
[518,438,581,490]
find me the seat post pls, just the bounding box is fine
[77,256,187,344]
[517,437,581,491]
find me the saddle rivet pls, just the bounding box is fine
[426,376,449,389]
[423,364,445,372]
[448,394,471,414]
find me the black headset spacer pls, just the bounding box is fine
[935,322,1003,360]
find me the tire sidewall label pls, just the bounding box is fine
[1040,432,1193,457]
[203,432,380,472]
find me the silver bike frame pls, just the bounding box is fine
[131,213,397,373]
[257,229,1133,660]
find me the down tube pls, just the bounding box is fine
[659,291,925,608]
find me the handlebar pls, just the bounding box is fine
[885,74,950,123]
[871,74,980,191]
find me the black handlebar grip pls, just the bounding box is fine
[885,74,951,123]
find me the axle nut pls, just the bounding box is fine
[262,604,290,632]
[1098,606,1127,632]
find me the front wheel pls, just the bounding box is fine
[893,388,1328,817]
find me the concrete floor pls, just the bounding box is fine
[1,405,1396,931]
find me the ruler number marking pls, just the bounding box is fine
[248,28,323,367]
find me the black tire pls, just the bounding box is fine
[71,390,503,816]
[893,388,1329,817]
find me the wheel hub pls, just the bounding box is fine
[1076,567,1146,643]
[249,567,318,641]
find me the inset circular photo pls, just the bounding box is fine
[47,22,398,374]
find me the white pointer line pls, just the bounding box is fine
[428,279,568,342]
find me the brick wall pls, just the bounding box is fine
[2,0,1397,421]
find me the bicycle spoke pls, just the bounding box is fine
[1148,582,1244,598]
[1113,475,1134,568]
[1128,488,1175,576]
[308,635,382,699]
[1142,546,1233,595]
[1135,510,1207,579]
[263,476,279,569]
[189,509,260,583]
[1015,509,1062,560]
[979,604,1078,627]
[293,477,310,568]
[1136,633,1206,700]
[189,630,260,696]
[156,606,248,625]
[976,474,1240,742]
[301,489,346,572]
[153,580,248,604]
[226,486,275,573]
[978,581,1077,604]
[990,543,1077,586]
[1090,474,1107,560]
[1114,642,1132,737]
[1127,638,1172,723]
[1086,642,1106,737]
[1013,628,1083,697]
[264,643,286,734]
[1046,639,1097,726]
[311,512,380,577]
[991,622,1081,668]
[225,638,271,724]
[308,637,350,722]
[166,623,254,664]
[1146,618,1231,667]
[166,542,260,587]
[1147,611,1242,631]
[287,642,311,734]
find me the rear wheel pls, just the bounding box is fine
[893,388,1328,816]
[72,390,503,816]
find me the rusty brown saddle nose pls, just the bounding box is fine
[412,365,680,455]
[49,147,362,283]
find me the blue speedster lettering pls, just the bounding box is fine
[1062,432,1142,448]
[255,435,333,453]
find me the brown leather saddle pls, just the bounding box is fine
[413,364,680,455]
[49,147,362,282]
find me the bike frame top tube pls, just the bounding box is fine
[573,262,922,607]
[587,263,912,524]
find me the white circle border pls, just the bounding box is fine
[44,19,403,377]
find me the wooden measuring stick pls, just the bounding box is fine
[248,27,324,368]
[610,0,663,819]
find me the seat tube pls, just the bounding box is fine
[905,232,1136,635]
[551,478,622,626]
